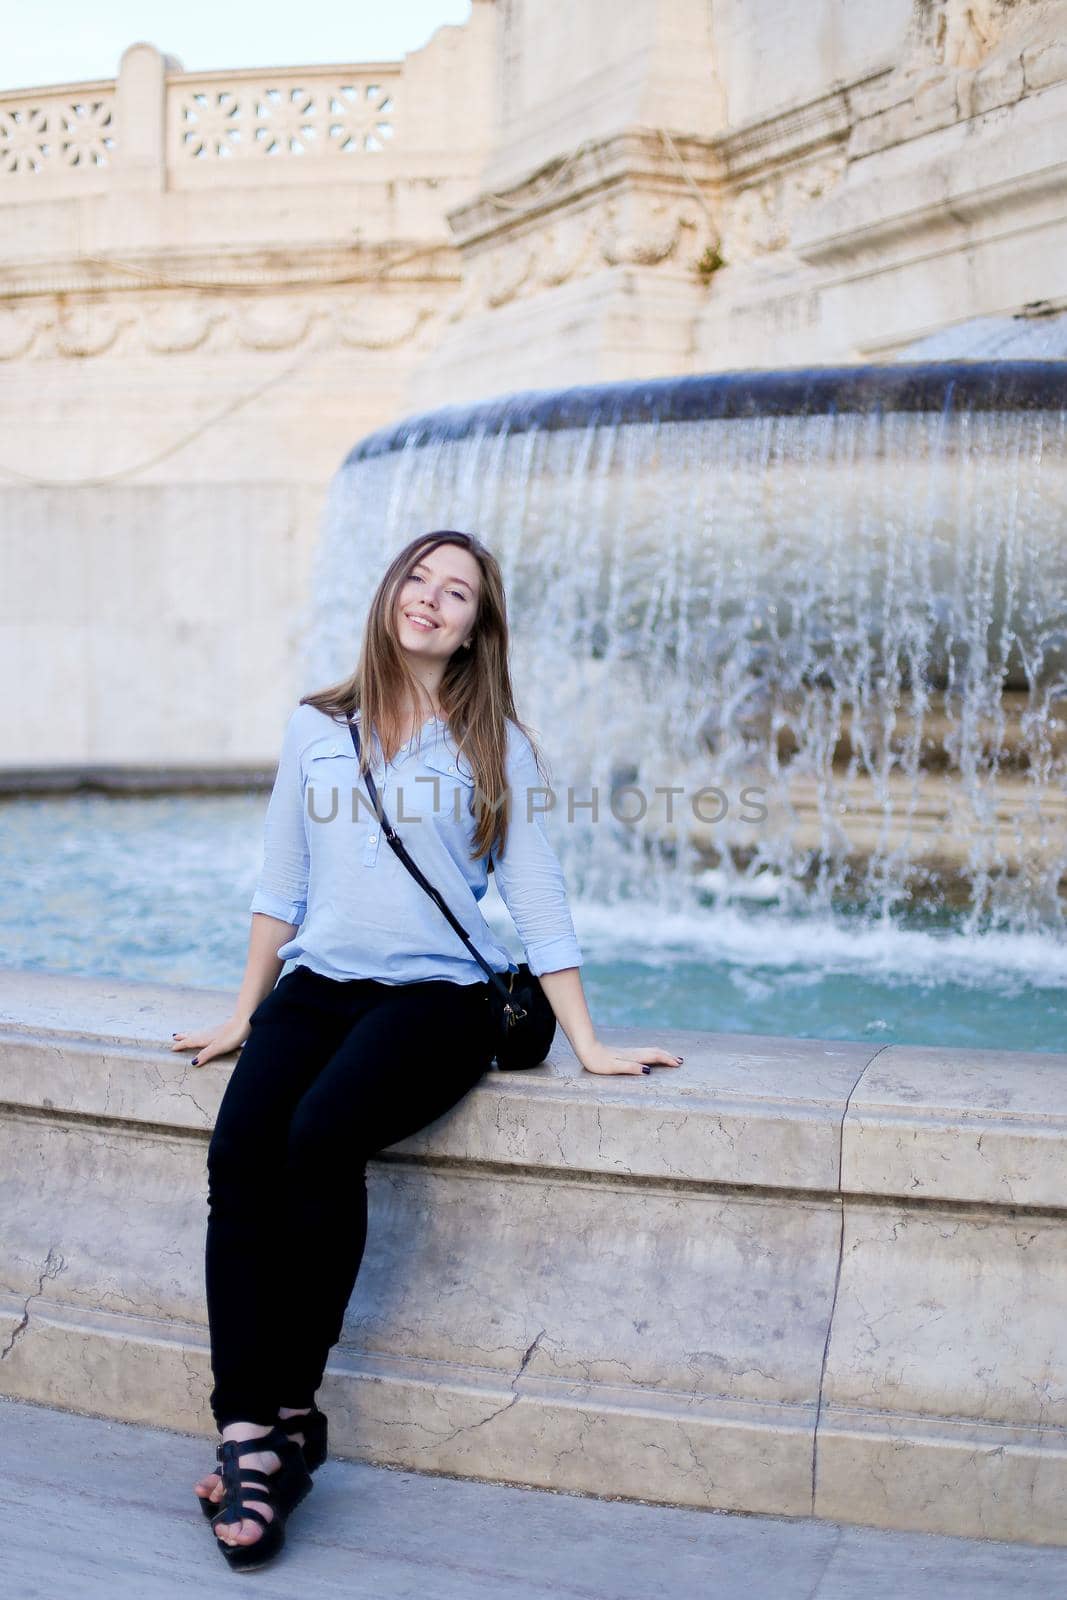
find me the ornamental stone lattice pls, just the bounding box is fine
[0,93,116,175]
[172,79,396,161]
[0,72,399,176]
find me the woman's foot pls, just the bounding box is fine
[211,1423,282,1548]
[195,1410,311,1533]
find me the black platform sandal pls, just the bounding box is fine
[196,1406,328,1520]
[209,1425,312,1573]
[277,1404,328,1473]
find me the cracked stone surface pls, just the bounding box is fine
[844,1045,1067,1207]
[0,1247,67,1362]
[3,968,1067,1544]
[2,1396,1064,1599]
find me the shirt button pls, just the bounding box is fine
[369,833,378,844]
[448,764,456,773]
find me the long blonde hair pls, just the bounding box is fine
[301,530,549,863]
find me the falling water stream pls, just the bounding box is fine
[309,363,1067,947]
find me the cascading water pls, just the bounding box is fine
[304,362,1067,1038]
[310,363,1066,924]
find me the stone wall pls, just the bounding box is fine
[700,0,1067,367]
[2,967,1066,1544]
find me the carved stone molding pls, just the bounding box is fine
[847,0,1067,162]
[715,78,879,184]
[0,242,457,302]
[53,306,130,357]
[0,290,442,360]
[0,305,45,359]
[724,155,848,264]
[447,195,707,320]
[440,96,884,308]
[447,129,722,253]
[440,129,721,319]
[140,303,217,354]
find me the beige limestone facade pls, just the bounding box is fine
[0,21,497,767]
[1,1,1066,769]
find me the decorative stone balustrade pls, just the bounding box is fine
[166,68,400,177]
[0,84,116,177]
[0,52,407,201]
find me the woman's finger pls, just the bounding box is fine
[609,1056,654,1077]
[618,1047,685,1067]
[619,1049,684,1075]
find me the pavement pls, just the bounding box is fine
[0,1397,1063,1599]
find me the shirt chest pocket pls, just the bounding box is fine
[412,745,476,828]
[302,737,377,826]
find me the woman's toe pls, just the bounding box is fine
[216,1514,264,1545]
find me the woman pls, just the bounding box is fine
[171,529,682,1570]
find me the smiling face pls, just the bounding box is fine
[393,542,482,660]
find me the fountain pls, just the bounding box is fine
[6,5,1067,1545]
[309,359,1067,937]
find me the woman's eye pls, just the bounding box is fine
[409,572,466,602]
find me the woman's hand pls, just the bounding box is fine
[170,1014,251,1069]
[579,1041,684,1077]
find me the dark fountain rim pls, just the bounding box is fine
[346,360,1067,465]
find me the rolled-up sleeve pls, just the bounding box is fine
[249,707,309,925]
[491,729,583,976]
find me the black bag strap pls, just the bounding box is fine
[347,717,525,1017]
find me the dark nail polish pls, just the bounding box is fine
[172,1032,178,1038]
[192,1057,199,1065]
[642,1064,651,1074]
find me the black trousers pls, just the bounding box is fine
[205,963,494,1428]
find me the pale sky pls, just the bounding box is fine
[4,1,473,91]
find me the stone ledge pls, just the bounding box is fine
[845,1044,1067,1208]
[0,1299,818,1518]
[793,80,1067,267]
[3,966,1067,1545]
[0,765,275,794]
[0,967,871,1190]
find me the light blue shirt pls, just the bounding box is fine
[249,703,584,986]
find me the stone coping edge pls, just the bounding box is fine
[3,967,1067,1208]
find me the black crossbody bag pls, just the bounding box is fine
[347,718,557,1071]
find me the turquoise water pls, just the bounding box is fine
[1,792,1065,1052]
